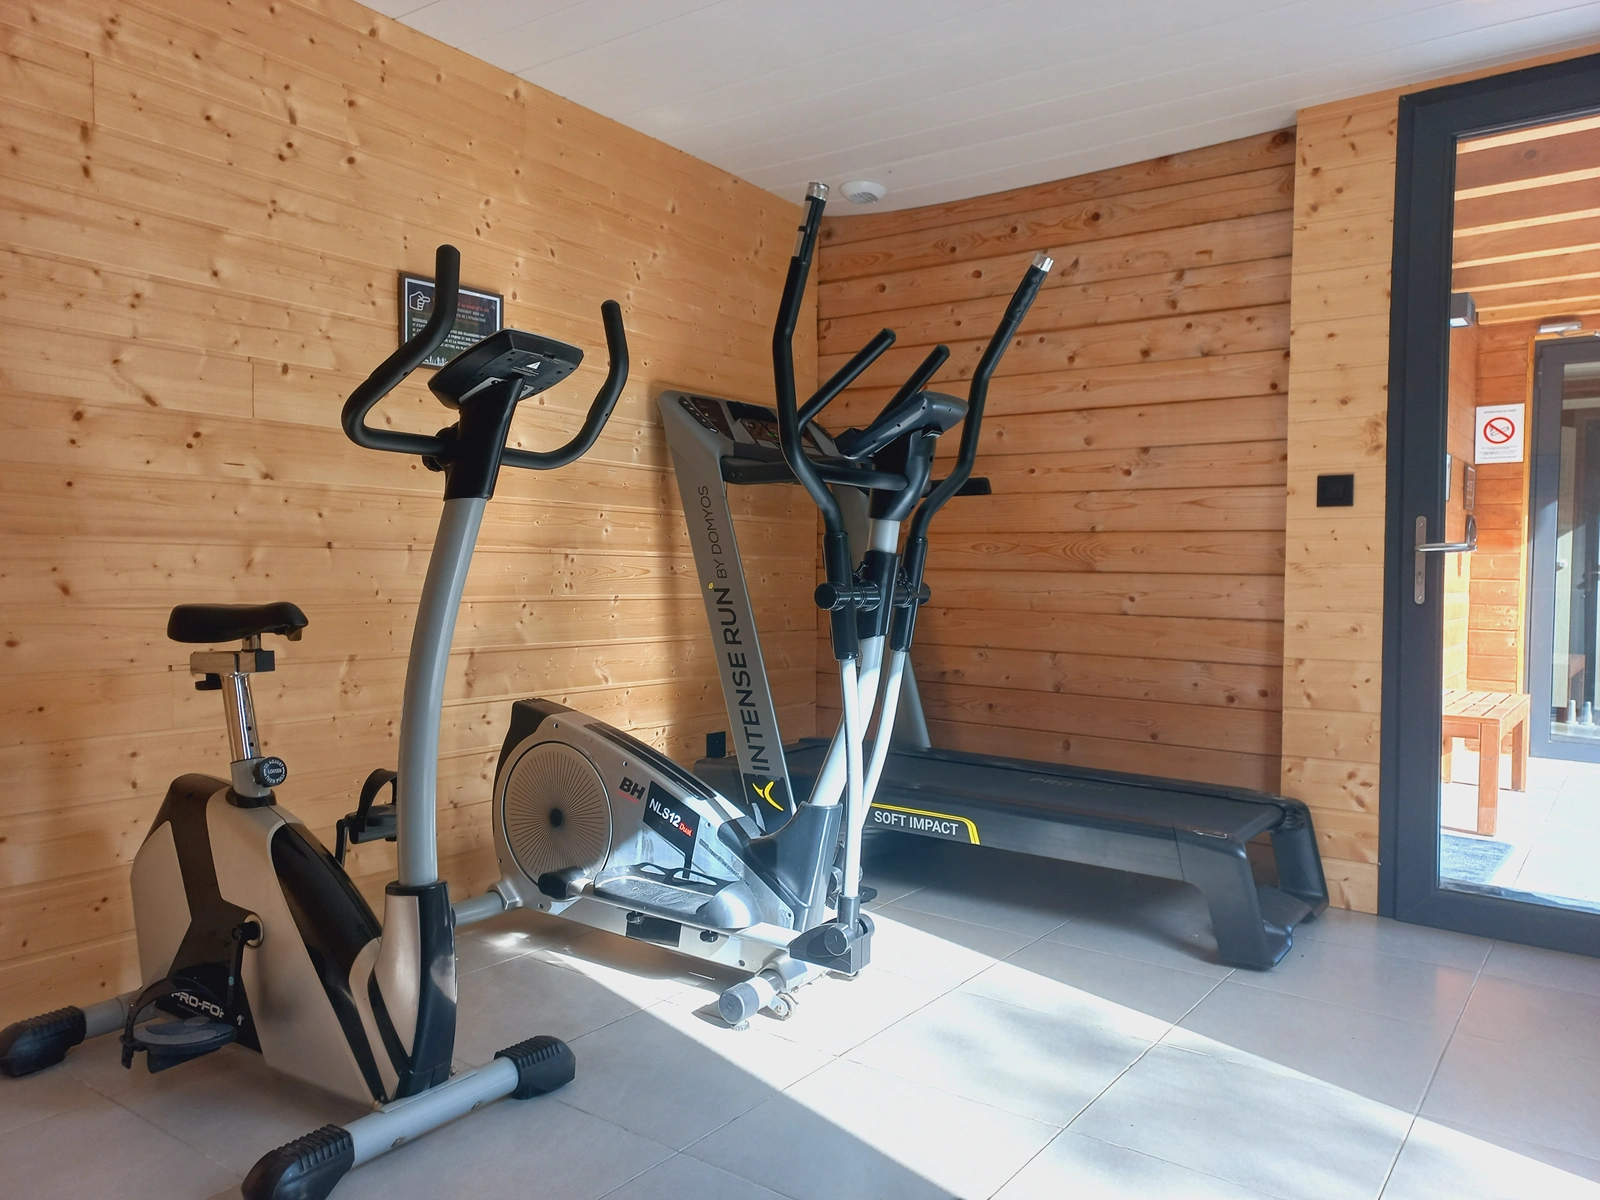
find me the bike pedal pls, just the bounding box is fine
[130,1017,236,1073]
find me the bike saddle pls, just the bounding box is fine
[166,602,308,644]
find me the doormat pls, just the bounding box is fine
[1440,834,1514,885]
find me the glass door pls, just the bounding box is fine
[1529,340,1600,764]
[1386,53,1600,955]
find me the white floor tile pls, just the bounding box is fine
[745,964,943,1058]
[1444,752,1600,905]
[1294,905,1493,971]
[636,997,834,1089]
[1382,1118,1600,1200]
[993,1130,1281,1200]
[1438,1118,1600,1186]
[1043,900,1234,975]
[690,1058,1058,1200]
[0,1091,239,1200]
[1231,935,1477,1025]
[964,938,1223,1040]
[599,1152,790,1199]
[1422,1032,1600,1162]
[860,837,964,901]
[887,863,1074,938]
[535,928,723,1008]
[332,1095,671,1200]
[1544,795,1600,834]
[452,953,644,1067]
[85,1041,366,1175]
[0,1056,103,1135]
[463,906,573,944]
[847,989,1149,1125]
[1168,981,1454,1111]
[59,1021,155,1098]
[455,913,563,974]
[1514,846,1600,907]
[1481,940,1600,999]
[559,1005,827,1148]
[1457,974,1600,1064]
[1071,1044,1411,1200]
[868,902,1037,988]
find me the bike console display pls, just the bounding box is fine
[429,329,584,408]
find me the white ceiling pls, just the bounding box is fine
[370,0,1600,212]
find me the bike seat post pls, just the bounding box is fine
[190,634,285,804]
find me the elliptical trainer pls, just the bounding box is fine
[0,245,628,1200]
[451,183,1050,1026]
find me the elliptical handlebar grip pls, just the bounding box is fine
[775,183,861,661]
[891,252,1052,655]
[797,327,896,428]
[875,343,950,424]
[774,184,837,533]
[907,252,1052,544]
[341,244,461,458]
[502,299,629,472]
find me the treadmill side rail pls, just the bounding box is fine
[703,739,1330,972]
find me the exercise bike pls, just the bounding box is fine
[449,183,1051,1026]
[0,245,627,1200]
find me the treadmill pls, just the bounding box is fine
[660,390,1328,971]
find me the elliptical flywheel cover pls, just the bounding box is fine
[500,741,613,883]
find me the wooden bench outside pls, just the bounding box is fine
[1441,689,1531,837]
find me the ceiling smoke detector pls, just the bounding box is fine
[841,180,887,205]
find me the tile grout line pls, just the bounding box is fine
[85,1066,251,1184]
[679,911,1079,1197]
[1222,939,1488,1030]
[980,968,1238,1200]
[1370,936,1494,1200]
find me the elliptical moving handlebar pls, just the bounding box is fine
[773,183,867,661]
[892,251,1052,652]
[909,252,1051,542]
[774,185,839,533]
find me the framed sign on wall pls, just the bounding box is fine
[399,272,504,367]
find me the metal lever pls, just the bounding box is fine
[1413,514,1477,604]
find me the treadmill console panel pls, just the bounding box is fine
[677,394,826,455]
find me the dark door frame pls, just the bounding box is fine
[1528,336,1600,765]
[1382,51,1600,954]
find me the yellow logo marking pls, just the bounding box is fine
[869,802,980,844]
[752,780,782,810]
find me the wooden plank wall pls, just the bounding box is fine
[1282,44,1598,913]
[0,0,816,1022]
[1442,324,1478,691]
[1467,320,1538,693]
[813,131,1295,793]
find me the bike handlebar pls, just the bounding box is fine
[502,300,629,471]
[340,244,629,474]
[342,244,461,459]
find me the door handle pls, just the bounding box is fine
[1414,515,1476,604]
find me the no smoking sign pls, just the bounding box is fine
[1475,403,1525,464]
